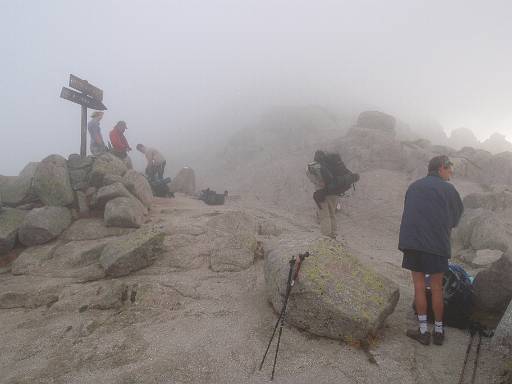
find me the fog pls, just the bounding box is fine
[1,0,512,175]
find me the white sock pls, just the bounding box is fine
[434,321,443,333]
[418,315,428,334]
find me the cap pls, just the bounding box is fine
[91,111,104,118]
[115,121,127,130]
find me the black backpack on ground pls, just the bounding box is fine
[199,189,227,205]
[148,177,174,198]
[314,151,359,195]
[414,263,474,329]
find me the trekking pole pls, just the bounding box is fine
[458,322,495,384]
[470,331,482,384]
[458,325,477,384]
[259,252,310,380]
[458,332,474,384]
[259,256,296,373]
[270,252,309,380]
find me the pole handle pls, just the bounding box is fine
[291,252,309,285]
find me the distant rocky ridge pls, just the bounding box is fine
[447,127,512,154]
[447,127,480,150]
[201,108,512,212]
[480,132,512,154]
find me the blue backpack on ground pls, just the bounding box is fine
[414,263,474,329]
[442,263,474,329]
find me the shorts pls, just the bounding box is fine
[401,249,449,274]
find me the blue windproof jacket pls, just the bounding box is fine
[398,175,463,258]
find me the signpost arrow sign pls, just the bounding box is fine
[60,87,107,110]
[60,74,107,158]
[69,74,103,101]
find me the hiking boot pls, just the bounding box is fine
[433,331,444,346]
[406,329,431,345]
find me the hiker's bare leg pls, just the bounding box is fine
[430,272,444,322]
[411,271,427,315]
[326,195,337,237]
[318,200,331,236]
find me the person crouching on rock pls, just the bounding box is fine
[109,121,133,169]
[399,155,463,346]
[136,144,166,181]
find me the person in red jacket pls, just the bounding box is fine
[109,121,133,168]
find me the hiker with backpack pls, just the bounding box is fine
[399,155,464,346]
[307,150,359,239]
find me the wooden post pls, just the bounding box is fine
[80,105,87,157]
[61,75,105,155]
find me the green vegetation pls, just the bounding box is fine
[301,238,393,321]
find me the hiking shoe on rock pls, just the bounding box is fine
[433,331,444,346]
[406,329,431,345]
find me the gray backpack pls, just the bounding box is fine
[306,161,324,188]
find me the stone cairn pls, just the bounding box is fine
[0,152,154,256]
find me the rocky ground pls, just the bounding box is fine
[1,110,511,383]
[0,178,508,383]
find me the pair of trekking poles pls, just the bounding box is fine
[458,322,494,384]
[259,252,309,381]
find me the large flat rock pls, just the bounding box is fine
[12,239,108,282]
[50,280,128,312]
[11,242,59,275]
[265,237,400,340]
[0,276,62,309]
[99,227,165,277]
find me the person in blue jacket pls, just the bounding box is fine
[399,155,463,346]
[87,111,107,156]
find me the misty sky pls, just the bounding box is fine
[1,0,511,175]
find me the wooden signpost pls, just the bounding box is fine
[60,75,107,157]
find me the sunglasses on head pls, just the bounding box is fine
[442,160,453,169]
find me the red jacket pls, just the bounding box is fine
[109,128,130,152]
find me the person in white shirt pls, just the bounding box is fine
[136,144,166,180]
